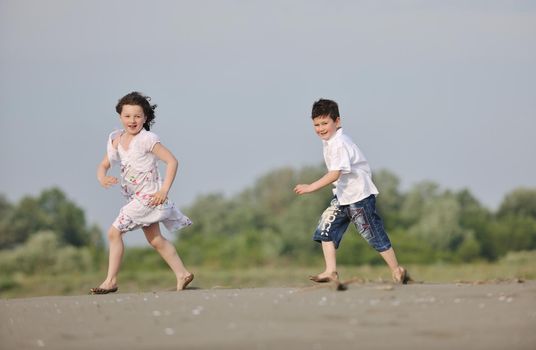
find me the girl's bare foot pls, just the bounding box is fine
[90,281,118,294]
[177,273,194,291]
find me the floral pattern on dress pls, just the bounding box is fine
[108,129,192,233]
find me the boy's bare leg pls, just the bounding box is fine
[379,247,407,282]
[316,241,338,279]
[143,222,193,290]
[97,226,124,290]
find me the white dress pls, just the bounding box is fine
[106,129,192,233]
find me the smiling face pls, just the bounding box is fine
[312,115,340,141]
[119,104,147,136]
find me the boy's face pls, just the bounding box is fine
[312,115,340,141]
[119,104,147,136]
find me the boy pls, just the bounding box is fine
[294,98,409,284]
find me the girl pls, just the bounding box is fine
[90,92,193,294]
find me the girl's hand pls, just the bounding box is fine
[150,190,168,207]
[99,176,118,188]
[294,184,312,195]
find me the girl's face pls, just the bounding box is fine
[119,104,147,136]
[312,115,340,141]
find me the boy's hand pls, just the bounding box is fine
[294,171,340,195]
[294,184,313,195]
[99,176,118,188]
[150,190,168,207]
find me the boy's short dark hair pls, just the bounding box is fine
[311,99,340,121]
[115,91,157,131]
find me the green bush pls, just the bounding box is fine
[456,233,482,262]
[0,231,94,275]
[0,275,18,292]
[54,246,93,273]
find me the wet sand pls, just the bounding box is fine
[1,281,535,350]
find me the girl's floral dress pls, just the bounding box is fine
[107,129,192,233]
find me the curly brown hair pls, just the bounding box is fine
[115,91,157,131]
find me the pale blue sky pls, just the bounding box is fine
[1,0,535,245]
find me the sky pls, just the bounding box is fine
[1,0,535,246]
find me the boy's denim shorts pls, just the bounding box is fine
[313,195,392,252]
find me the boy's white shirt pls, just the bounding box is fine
[322,128,379,205]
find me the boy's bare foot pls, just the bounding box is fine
[392,266,410,284]
[309,271,339,283]
[177,273,194,291]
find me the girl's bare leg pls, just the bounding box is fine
[98,226,124,289]
[143,222,193,290]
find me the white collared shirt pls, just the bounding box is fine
[323,128,379,205]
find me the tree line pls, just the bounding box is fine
[178,166,536,266]
[1,166,535,272]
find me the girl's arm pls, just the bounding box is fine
[294,170,341,195]
[150,143,178,206]
[97,153,118,188]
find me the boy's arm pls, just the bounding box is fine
[150,143,178,206]
[97,153,118,188]
[294,170,341,195]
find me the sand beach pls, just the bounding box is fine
[1,281,535,350]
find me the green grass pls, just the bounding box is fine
[2,251,535,299]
